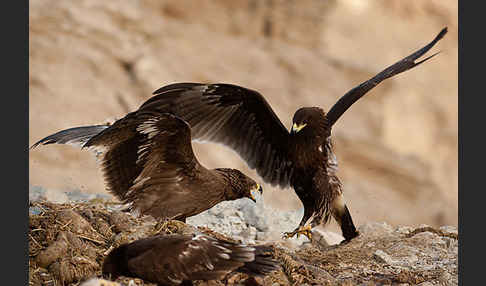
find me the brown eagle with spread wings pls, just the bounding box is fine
[31,28,447,241]
[102,233,279,285]
[31,112,262,221]
[133,28,448,241]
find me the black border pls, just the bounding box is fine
[4,0,29,284]
[457,1,466,285]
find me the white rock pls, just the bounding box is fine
[373,249,395,265]
[358,222,394,237]
[312,228,344,246]
[439,225,458,236]
[80,278,120,286]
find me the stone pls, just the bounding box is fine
[312,228,344,247]
[358,222,394,238]
[373,249,395,265]
[439,225,458,236]
[29,206,43,216]
[80,278,121,286]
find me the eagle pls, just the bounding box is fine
[30,112,263,221]
[102,233,280,286]
[31,28,447,241]
[132,27,448,241]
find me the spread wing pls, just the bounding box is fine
[30,125,110,150]
[138,83,294,188]
[116,112,205,218]
[79,111,163,199]
[325,27,448,127]
[30,112,148,198]
[126,234,256,284]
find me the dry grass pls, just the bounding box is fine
[29,200,456,286]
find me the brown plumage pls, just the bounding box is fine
[31,28,447,241]
[30,112,263,221]
[102,233,280,286]
[133,28,448,241]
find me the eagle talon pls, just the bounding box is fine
[283,225,313,240]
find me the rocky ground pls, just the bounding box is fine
[29,189,458,286]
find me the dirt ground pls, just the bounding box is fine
[29,200,457,286]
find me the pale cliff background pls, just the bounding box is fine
[29,0,458,232]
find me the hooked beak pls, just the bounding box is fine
[249,184,263,202]
[291,123,307,134]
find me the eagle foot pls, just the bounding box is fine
[283,225,313,240]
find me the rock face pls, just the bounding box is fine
[29,1,457,233]
[28,199,458,286]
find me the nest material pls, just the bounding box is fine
[29,200,454,286]
[29,200,158,286]
[29,200,290,286]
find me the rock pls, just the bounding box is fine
[29,206,43,216]
[80,278,121,286]
[387,244,419,267]
[237,226,257,240]
[65,190,113,202]
[373,249,395,265]
[439,225,458,237]
[311,228,344,247]
[240,199,269,232]
[187,199,258,243]
[396,225,415,234]
[358,222,394,238]
[29,185,69,203]
[187,199,317,247]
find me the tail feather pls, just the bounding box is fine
[340,205,359,241]
[30,125,109,150]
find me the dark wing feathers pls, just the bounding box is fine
[30,125,109,150]
[114,234,277,285]
[122,234,248,283]
[325,27,448,127]
[181,236,255,281]
[32,111,202,216]
[82,111,164,199]
[237,245,281,276]
[100,136,145,198]
[121,113,204,218]
[139,83,294,188]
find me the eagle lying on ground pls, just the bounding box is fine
[102,233,279,286]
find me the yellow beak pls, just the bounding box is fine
[249,184,263,202]
[291,123,307,133]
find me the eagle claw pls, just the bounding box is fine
[283,225,313,240]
